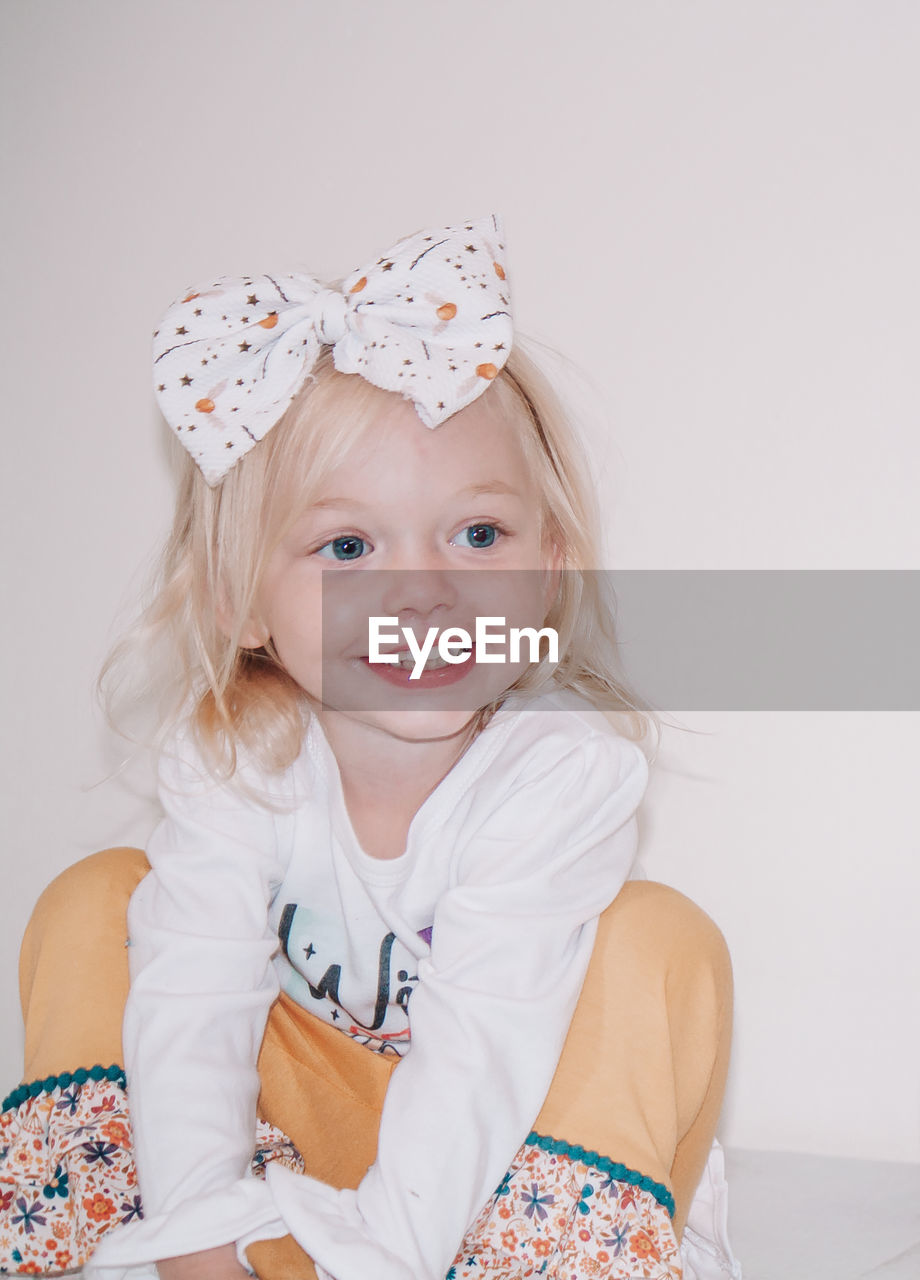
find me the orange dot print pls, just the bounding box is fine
[436,303,457,322]
[258,313,278,329]
[493,262,505,280]
[350,276,367,294]
[476,362,498,380]
[195,398,216,413]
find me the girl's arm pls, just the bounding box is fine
[262,728,649,1280]
[87,732,292,1276]
[157,1243,251,1280]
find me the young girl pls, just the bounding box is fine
[0,217,736,1280]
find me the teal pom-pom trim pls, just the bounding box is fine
[2,1064,126,1114]
[524,1131,676,1217]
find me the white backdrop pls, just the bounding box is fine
[2,1,918,1164]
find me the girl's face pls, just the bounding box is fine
[242,390,561,746]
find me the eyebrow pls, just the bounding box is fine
[309,481,524,511]
[457,481,523,499]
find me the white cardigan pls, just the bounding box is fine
[87,689,659,1280]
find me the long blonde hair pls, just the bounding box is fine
[100,344,656,779]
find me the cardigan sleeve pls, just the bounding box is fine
[260,729,649,1280]
[86,734,293,1277]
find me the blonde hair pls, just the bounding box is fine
[100,344,656,779]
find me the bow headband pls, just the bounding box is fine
[152,214,512,485]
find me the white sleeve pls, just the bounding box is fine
[264,732,649,1280]
[86,735,292,1277]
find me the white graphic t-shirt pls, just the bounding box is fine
[89,688,650,1280]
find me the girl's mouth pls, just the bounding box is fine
[357,647,475,689]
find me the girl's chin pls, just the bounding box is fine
[302,649,535,737]
[338,707,482,743]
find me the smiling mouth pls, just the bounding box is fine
[360,649,473,672]
[353,646,477,689]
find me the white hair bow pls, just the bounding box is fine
[152,215,512,485]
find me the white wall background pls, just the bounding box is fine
[2,1,918,1165]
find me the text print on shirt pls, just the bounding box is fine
[278,903,432,1054]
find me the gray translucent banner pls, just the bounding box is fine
[320,570,919,712]
[607,571,919,711]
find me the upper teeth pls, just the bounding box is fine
[394,650,471,670]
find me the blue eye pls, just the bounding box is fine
[317,535,368,561]
[460,524,499,549]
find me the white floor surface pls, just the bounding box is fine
[724,1148,920,1280]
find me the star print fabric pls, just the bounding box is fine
[0,1076,300,1275]
[152,215,512,485]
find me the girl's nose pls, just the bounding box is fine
[380,567,459,623]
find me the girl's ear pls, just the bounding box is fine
[547,540,564,575]
[541,540,565,611]
[215,589,270,649]
[236,617,271,649]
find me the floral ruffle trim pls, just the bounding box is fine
[523,1132,675,1217]
[0,1068,302,1276]
[450,1136,682,1279]
[3,1072,678,1279]
[1,1067,138,1276]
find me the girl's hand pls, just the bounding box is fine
[157,1243,252,1280]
